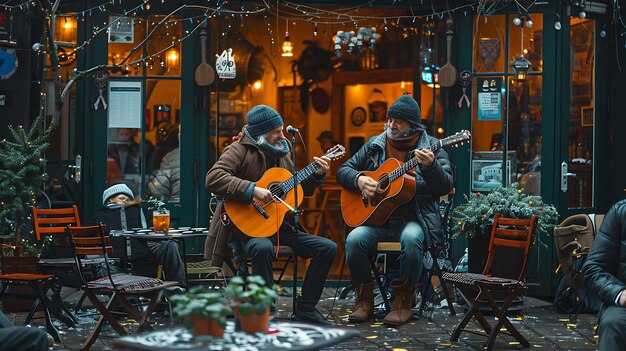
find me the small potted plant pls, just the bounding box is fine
[170,287,232,337]
[224,275,278,334]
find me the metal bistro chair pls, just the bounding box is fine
[66,224,178,351]
[442,214,538,351]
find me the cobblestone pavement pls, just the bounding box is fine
[3,287,599,350]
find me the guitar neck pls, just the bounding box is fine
[281,162,320,193]
[389,141,443,183]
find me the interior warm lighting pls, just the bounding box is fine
[63,17,73,30]
[437,127,444,134]
[251,79,263,93]
[511,55,531,82]
[281,19,293,57]
[166,49,179,69]
[400,81,406,89]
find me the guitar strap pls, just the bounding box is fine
[367,147,379,168]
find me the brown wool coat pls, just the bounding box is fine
[204,133,323,267]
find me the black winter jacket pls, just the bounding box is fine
[336,130,454,245]
[92,205,154,259]
[583,199,626,306]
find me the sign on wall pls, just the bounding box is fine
[477,77,502,121]
[108,81,142,128]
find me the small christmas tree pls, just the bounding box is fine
[0,115,51,254]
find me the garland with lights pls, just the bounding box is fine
[0,115,52,254]
[450,183,559,241]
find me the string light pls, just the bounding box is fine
[281,18,293,57]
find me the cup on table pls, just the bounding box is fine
[153,210,170,234]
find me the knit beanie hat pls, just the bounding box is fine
[245,105,284,138]
[386,94,421,127]
[102,184,134,205]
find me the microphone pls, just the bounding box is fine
[286,125,299,134]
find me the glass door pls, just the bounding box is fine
[470,13,550,296]
[559,18,596,213]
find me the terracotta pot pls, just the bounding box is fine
[191,315,224,337]
[233,305,269,334]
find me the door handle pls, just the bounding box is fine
[560,162,576,193]
[68,155,81,184]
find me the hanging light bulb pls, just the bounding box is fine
[281,19,293,57]
[513,16,522,26]
[579,10,587,19]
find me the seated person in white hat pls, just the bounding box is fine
[93,184,185,287]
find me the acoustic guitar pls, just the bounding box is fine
[225,145,346,238]
[341,130,471,227]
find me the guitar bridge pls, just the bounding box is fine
[252,201,270,219]
[361,193,369,208]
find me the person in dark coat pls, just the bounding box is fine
[93,184,185,286]
[205,104,337,325]
[583,199,626,351]
[336,94,454,326]
[0,309,49,351]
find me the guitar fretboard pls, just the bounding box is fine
[279,162,321,195]
[388,140,444,183]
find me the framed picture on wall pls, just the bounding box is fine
[471,159,512,192]
[581,106,594,127]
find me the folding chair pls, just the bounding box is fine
[32,205,107,311]
[442,214,538,351]
[0,256,77,342]
[66,224,178,351]
[32,205,82,276]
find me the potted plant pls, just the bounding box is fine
[170,287,232,337]
[224,275,278,334]
[450,183,559,272]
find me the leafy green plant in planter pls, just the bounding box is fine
[450,183,559,240]
[170,287,231,337]
[224,275,278,333]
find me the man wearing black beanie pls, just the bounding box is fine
[337,94,454,326]
[204,104,337,325]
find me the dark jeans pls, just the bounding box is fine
[147,240,186,286]
[598,304,626,351]
[345,220,425,285]
[0,310,49,351]
[243,226,337,311]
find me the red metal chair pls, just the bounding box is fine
[442,214,538,351]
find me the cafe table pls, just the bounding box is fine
[117,229,207,287]
[113,320,360,351]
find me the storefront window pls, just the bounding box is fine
[567,18,595,208]
[471,14,543,194]
[106,16,182,203]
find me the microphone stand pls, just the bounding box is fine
[289,130,299,320]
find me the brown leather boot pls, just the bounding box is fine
[348,280,374,323]
[383,275,417,326]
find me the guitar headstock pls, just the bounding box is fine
[441,130,471,148]
[323,144,347,161]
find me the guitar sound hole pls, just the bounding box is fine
[377,175,390,191]
[268,184,284,200]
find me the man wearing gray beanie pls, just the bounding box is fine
[336,93,454,326]
[93,184,186,287]
[205,104,337,325]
